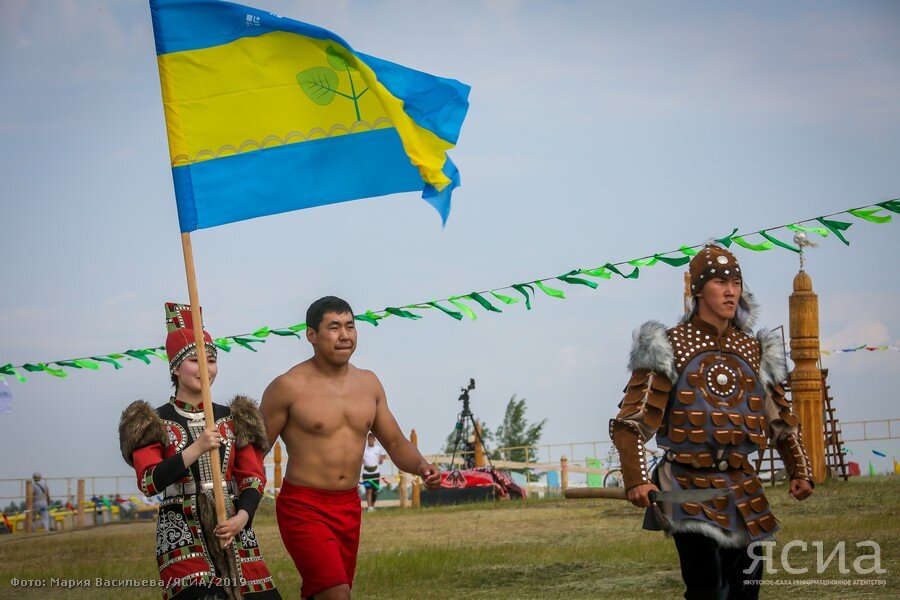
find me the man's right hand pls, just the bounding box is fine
[418,462,441,489]
[627,483,659,508]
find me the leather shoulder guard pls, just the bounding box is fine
[118,400,168,467]
[229,395,269,452]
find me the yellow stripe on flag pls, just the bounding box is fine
[158,31,452,190]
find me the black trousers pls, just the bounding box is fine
[672,532,763,600]
[362,473,380,503]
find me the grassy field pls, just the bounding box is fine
[1,476,896,599]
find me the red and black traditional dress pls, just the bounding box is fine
[118,302,280,600]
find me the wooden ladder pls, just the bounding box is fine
[821,368,850,481]
[754,370,850,484]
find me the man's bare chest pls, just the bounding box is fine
[288,391,376,435]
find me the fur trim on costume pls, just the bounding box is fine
[758,328,788,391]
[118,400,168,467]
[734,286,759,333]
[666,518,751,548]
[230,395,268,452]
[197,493,242,600]
[680,284,759,334]
[680,296,695,326]
[628,321,677,384]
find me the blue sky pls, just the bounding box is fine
[1,0,899,487]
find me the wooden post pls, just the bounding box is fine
[769,447,776,488]
[181,233,228,531]
[524,446,530,483]
[411,429,421,508]
[399,473,409,509]
[76,479,85,528]
[273,441,282,498]
[24,480,33,533]
[789,270,827,483]
[560,456,569,490]
[474,420,485,468]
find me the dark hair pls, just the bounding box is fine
[306,296,354,331]
[171,373,179,392]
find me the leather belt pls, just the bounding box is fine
[665,450,740,472]
[164,480,236,498]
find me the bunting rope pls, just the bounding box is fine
[2,200,897,383]
[785,344,900,359]
[820,345,900,356]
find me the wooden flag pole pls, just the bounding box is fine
[180,232,228,532]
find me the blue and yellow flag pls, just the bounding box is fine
[150,0,470,231]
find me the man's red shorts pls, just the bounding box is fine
[276,480,362,598]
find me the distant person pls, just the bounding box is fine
[262,296,441,600]
[463,433,476,469]
[91,495,104,524]
[118,302,282,600]
[361,432,387,512]
[609,244,813,599]
[100,496,114,523]
[1,511,12,534]
[31,473,51,531]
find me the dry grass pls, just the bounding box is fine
[0,476,897,599]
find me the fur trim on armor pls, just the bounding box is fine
[758,328,788,391]
[118,400,168,467]
[628,321,677,384]
[229,395,269,452]
[680,297,694,326]
[666,518,752,548]
[197,493,242,600]
[680,284,759,333]
[735,286,759,333]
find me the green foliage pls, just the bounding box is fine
[491,394,547,464]
[441,420,492,456]
[441,395,546,467]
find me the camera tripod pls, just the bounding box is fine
[448,378,493,471]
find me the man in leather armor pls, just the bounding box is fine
[610,243,813,599]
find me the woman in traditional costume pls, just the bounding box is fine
[118,302,281,600]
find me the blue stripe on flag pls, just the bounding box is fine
[171,128,425,231]
[360,53,470,146]
[150,1,471,144]
[151,0,340,55]
[422,156,460,225]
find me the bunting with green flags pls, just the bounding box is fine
[2,200,896,383]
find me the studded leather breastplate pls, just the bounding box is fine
[656,320,767,470]
[651,319,780,541]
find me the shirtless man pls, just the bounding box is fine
[261,296,440,600]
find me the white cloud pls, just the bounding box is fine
[822,319,893,350]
